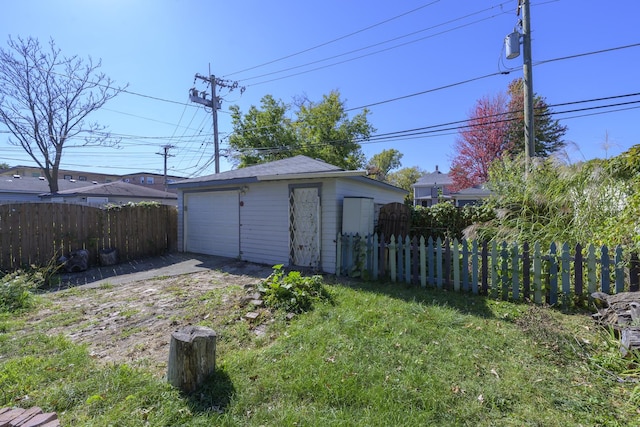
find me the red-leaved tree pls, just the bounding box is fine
[449,93,511,192]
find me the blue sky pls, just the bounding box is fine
[1,0,638,177]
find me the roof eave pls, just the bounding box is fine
[257,170,366,181]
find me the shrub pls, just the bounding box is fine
[258,265,332,313]
[0,270,38,313]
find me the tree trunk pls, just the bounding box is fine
[167,326,217,393]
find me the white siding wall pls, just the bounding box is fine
[322,179,405,273]
[177,177,404,274]
[239,182,290,267]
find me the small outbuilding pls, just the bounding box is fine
[171,155,407,274]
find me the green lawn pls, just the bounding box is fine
[1,278,638,426]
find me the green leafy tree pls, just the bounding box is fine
[0,162,9,170]
[229,90,373,169]
[227,95,296,167]
[0,36,126,193]
[505,78,568,157]
[387,166,425,204]
[367,149,403,181]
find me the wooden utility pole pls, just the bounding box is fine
[156,144,174,191]
[190,74,244,174]
[521,0,535,163]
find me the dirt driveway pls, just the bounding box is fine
[30,253,275,376]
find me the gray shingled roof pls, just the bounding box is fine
[45,181,176,199]
[453,185,492,197]
[413,171,454,187]
[173,155,346,185]
[0,176,95,194]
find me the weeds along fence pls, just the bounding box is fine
[336,233,640,307]
[0,203,178,271]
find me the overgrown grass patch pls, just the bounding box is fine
[1,277,639,426]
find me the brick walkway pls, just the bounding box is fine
[0,407,59,427]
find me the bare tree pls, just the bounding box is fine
[0,36,127,192]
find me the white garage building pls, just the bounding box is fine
[171,155,406,274]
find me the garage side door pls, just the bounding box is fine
[184,191,239,258]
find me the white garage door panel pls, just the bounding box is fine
[185,191,239,257]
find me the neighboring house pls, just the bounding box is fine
[121,172,184,193]
[0,165,120,183]
[412,166,491,207]
[39,181,177,206]
[450,185,492,207]
[170,155,407,274]
[412,166,454,207]
[0,166,184,193]
[0,176,95,204]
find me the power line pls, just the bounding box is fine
[223,0,442,77]
[229,93,640,153]
[245,13,506,87]
[238,2,511,83]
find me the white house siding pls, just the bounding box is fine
[239,181,290,267]
[322,178,406,274]
[176,176,404,275]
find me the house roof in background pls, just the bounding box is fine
[121,171,185,179]
[43,181,176,199]
[413,171,454,187]
[452,185,492,197]
[0,176,95,194]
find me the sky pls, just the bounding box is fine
[0,0,638,178]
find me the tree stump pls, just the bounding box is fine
[167,326,217,393]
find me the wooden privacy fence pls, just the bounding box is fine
[0,203,178,271]
[336,233,640,306]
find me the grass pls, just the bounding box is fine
[1,278,639,426]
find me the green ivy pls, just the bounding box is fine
[409,203,495,240]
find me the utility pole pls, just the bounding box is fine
[521,0,535,164]
[505,0,535,170]
[189,74,244,174]
[156,144,175,191]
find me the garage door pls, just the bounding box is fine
[184,191,239,257]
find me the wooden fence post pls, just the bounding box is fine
[549,243,558,305]
[419,236,426,288]
[533,242,542,304]
[601,245,610,294]
[587,245,597,295]
[462,239,469,292]
[427,237,434,286]
[491,242,498,298]
[167,326,217,393]
[436,237,443,289]
[389,235,397,283]
[630,252,640,292]
[481,241,489,295]
[453,239,460,292]
[574,243,583,299]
